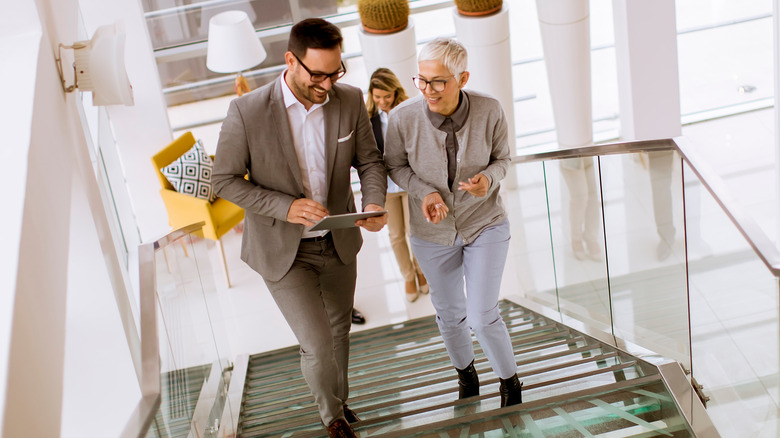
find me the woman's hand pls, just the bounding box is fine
[422,192,449,224]
[458,173,489,197]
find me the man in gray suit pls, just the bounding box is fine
[212,18,387,438]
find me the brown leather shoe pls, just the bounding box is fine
[343,405,360,423]
[325,418,356,438]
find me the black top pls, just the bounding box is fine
[370,113,384,154]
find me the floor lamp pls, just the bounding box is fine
[206,10,267,96]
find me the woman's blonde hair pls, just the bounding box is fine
[366,67,409,117]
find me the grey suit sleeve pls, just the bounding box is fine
[352,93,387,209]
[385,111,438,200]
[213,99,295,221]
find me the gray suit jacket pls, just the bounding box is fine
[213,75,387,281]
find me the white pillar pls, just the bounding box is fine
[612,0,681,139]
[453,6,516,149]
[359,19,419,97]
[536,0,592,147]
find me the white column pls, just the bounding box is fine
[612,0,681,140]
[359,19,419,97]
[453,6,516,149]
[536,0,592,147]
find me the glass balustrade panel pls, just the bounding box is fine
[149,232,235,438]
[683,162,780,438]
[501,160,562,315]
[598,151,690,367]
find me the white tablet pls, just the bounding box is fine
[309,211,388,231]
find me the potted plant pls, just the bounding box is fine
[358,0,410,34]
[454,0,502,16]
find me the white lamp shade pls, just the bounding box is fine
[206,10,267,73]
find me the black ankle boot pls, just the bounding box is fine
[456,360,480,399]
[499,374,523,407]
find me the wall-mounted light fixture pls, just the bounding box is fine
[206,11,267,96]
[56,22,134,106]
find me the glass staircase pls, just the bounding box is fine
[236,300,694,437]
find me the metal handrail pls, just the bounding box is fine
[121,222,205,438]
[508,137,780,276]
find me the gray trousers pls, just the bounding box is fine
[411,220,518,379]
[264,236,355,425]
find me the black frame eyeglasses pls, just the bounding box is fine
[412,75,455,92]
[293,53,346,83]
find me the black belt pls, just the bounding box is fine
[301,232,331,243]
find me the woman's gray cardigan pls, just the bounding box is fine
[384,90,510,246]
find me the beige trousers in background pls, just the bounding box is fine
[386,191,422,282]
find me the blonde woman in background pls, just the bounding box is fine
[367,68,429,302]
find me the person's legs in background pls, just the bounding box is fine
[387,192,421,301]
[561,157,603,261]
[401,193,428,294]
[649,151,676,260]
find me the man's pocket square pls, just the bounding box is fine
[337,131,354,142]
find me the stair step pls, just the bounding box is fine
[235,300,692,437]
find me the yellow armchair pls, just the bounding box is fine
[152,131,244,287]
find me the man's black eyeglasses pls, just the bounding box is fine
[293,53,346,83]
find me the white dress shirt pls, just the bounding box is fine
[379,110,389,139]
[380,110,403,194]
[281,73,329,238]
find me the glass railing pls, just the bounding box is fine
[126,222,238,438]
[504,137,780,437]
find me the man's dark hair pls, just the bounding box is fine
[288,18,343,58]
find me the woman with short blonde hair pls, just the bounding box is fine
[384,38,522,407]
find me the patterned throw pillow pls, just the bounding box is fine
[160,140,216,202]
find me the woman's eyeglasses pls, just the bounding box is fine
[412,75,455,92]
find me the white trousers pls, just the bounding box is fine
[411,220,517,379]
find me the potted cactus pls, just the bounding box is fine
[358,0,410,34]
[454,0,502,16]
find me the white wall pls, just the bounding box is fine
[0,1,41,429]
[61,168,141,438]
[2,0,77,433]
[1,0,148,435]
[79,0,174,242]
